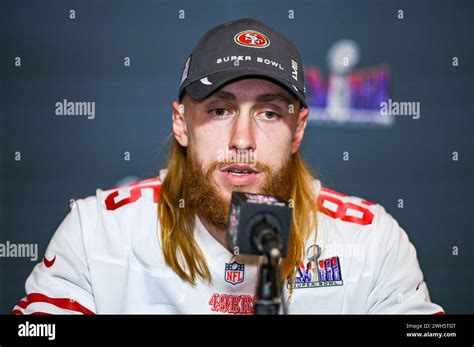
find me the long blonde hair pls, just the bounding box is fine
[158,138,319,289]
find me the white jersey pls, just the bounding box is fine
[13,171,444,314]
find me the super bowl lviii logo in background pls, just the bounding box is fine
[305,40,393,127]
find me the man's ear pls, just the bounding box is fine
[291,106,309,154]
[172,100,189,147]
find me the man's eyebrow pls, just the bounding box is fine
[255,92,295,105]
[206,90,237,101]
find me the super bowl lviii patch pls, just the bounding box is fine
[289,256,343,289]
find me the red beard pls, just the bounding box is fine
[183,145,295,230]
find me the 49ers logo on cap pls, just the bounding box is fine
[234,30,270,48]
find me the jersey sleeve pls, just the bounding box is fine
[366,205,445,314]
[12,196,97,315]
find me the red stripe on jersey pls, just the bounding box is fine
[433,311,445,315]
[18,293,95,315]
[12,309,23,315]
[16,300,28,309]
[30,311,54,315]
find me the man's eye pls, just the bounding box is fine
[259,111,280,120]
[209,108,231,117]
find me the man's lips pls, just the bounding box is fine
[218,164,261,186]
[219,164,259,174]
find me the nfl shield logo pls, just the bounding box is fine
[225,261,245,285]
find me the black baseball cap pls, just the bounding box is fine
[178,18,307,108]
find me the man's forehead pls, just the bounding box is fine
[206,79,296,104]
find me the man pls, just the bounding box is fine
[13,18,443,314]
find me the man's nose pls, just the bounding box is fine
[228,113,256,153]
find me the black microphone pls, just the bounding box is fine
[226,192,292,257]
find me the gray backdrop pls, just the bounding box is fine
[1,0,473,314]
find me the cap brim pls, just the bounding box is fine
[183,69,307,108]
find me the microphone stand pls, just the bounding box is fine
[252,221,283,315]
[254,248,282,315]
